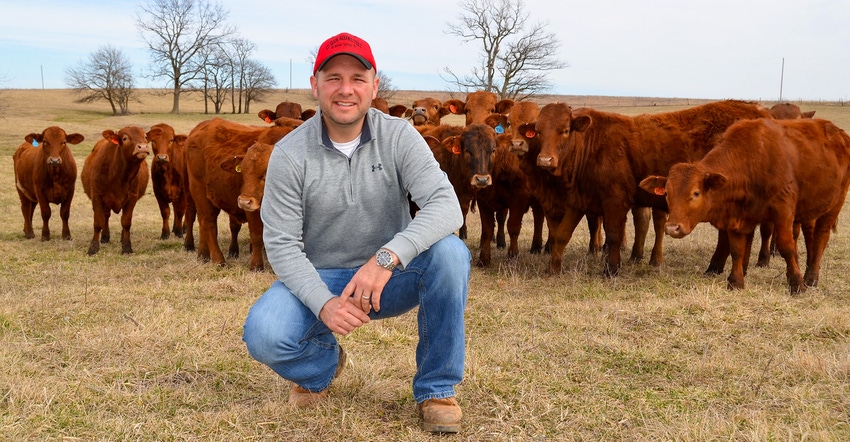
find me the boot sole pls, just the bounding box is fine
[422,422,461,433]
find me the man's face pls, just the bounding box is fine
[310,54,379,136]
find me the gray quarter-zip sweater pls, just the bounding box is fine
[261,107,463,318]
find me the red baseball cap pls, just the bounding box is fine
[313,32,376,75]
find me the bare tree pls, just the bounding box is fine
[228,37,255,114]
[195,42,232,114]
[242,60,276,114]
[444,0,567,100]
[65,45,136,115]
[136,0,234,113]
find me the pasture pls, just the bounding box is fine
[1,89,849,441]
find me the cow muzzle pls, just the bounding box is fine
[46,157,62,166]
[664,223,691,239]
[155,154,170,163]
[471,174,492,188]
[510,140,528,155]
[237,196,260,212]
[537,155,556,169]
[135,143,151,159]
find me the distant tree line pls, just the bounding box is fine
[66,0,276,115]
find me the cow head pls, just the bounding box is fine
[258,101,312,123]
[535,103,591,176]
[640,164,727,239]
[236,142,274,212]
[503,101,541,156]
[410,97,447,126]
[444,91,515,126]
[146,123,177,164]
[769,102,816,120]
[441,123,497,188]
[25,126,84,168]
[103,126,150,161]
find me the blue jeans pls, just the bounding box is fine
[243,235,471,403]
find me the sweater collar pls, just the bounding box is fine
[318,108,374,150]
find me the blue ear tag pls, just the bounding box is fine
[494,124,504,134]
[32,140,39,146]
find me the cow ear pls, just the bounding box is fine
[484,114,508,133]
[802,110,816,118]
[258,110,274,124]
[444,99,465,115]
[442,136,462,155]
[173,134,188,147]
[66,133,85,145]
[495,99,515,115]
[422,135,441,151]
[572,115,592,132]
[102,130,119,145]
[25,133,39,145]
[146,127,162,140]
[301,109,316,120]
[639,176,667,195]
[703,172,727,191]
[220,155,245,173]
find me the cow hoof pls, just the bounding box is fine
[160,232,170,240]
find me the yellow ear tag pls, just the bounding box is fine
[235,164,242,173]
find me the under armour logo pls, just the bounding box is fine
[371,164,383,172]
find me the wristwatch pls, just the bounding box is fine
[375,249,397,271]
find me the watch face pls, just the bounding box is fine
[377,250,394,268]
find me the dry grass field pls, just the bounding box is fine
[1,89,850,441]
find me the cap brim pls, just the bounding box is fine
[316,53,374,73]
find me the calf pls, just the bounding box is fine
[257,101,315,123]
[13,126,84,241]
[147,123,188,239]
[80,126,150,255]
[444,90,515,126]
[641,118,850,293]
[184,117,302,270]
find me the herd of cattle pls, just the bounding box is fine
[12,91,850,294]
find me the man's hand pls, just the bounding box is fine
[319,296,372,335]
[343,253,395,314]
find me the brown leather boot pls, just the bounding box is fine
[418,396,462,433]
[289,345,347,407]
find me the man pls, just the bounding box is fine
[242,32,471,434]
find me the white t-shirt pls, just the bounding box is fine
[333,135,361,158]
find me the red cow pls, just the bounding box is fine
[409,97,451,126]
[444,91,515,126]
[257,101,315,123]
[534,100,772,276]
[13,126,84,241]
[147,123,188,240]
[371,97,390,114]
[769,102,816,120]
[496,102,657,265]
[472,132,545,266]
[234,142,274,213]
[423,123,498,242]
[641,118,850,293]
[81,126,151,255]
[184,117,302,271]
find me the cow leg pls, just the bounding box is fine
[120,202,139,254]
[183,193,196,252]
[628,206,650,263]
[726,230,748,290]
[157,197,172,240]
[37,198,53,241]
[476,207,496,267]
[247,211,265,272]
[505,200,528,260]
[547,208,585,276]
[88,204,107,255]
[195,198,223,265]
[59,196,72,240]
[172,195,186,238]
[648,209,666,267]
[458,197,471,240]
[529,198,545,254]
[756,222,774,267]
[804,216,838,288]
[18,190,36,239]
[228,215,242,259]
[705,229,729,275]
[495,208,507,249]
[101,211,111,244]
[600,208,628,277]
[742,230,755,276]
[587,215,603,255]
[773,217,804,294]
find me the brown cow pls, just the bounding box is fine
[423,123,498,242]
[444,91,515,126]
[257,101,315,123]
[388,104,409,118]
[371,97,390,114]
[769,102,816,120]
[408,97,451,126]
[641,118,850,293]
[234,142,274,213]
[534,100,773,276]
[13,126,84,241]
[184,117,302,270]
[472,132,545,266]
[147,123,188,240]
[81,126,151,255]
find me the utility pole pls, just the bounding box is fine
[779,58,785,102]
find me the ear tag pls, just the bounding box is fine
[32,140,39,146]
[264,117,272,124]
[452,146,461,155]
[110,137,120,145]
[450,104,458,113]
[653,187,666,196]
[235,164,242,173]
[494,124,504,134]
[525,130,536,138]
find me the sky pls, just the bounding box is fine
[1,0,849,101]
